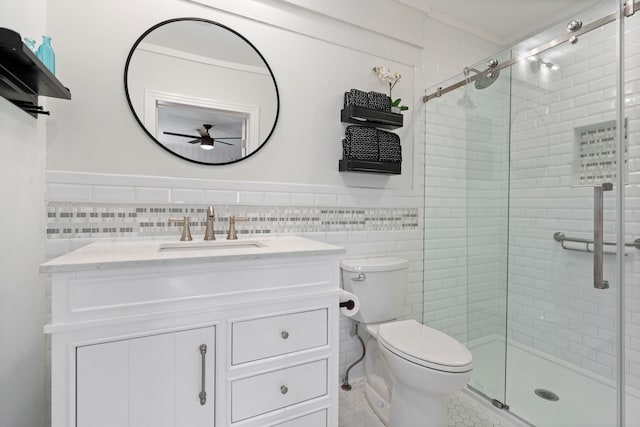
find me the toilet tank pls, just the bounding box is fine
[341,257,409,324]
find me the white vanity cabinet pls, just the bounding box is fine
[42,237,344,427]
[228,308,330,424]
[77,327,215,427]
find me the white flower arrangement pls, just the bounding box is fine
[372,66,407,111]
[373,66,401,87]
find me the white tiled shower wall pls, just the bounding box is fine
[507,19,640,388]
[44,171,424,381]
[421,20,501,342]
[423,58,509,344]
[424,17,640,390]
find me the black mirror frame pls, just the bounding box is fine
[124,17,280,166]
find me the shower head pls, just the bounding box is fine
[475,69,500,89]
[464,67,500,90]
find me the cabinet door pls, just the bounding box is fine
[76,327,215,427]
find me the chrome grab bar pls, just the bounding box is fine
[593,184,612,289]
[553,232,640,252]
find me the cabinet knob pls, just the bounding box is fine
[280,385,288,395]
[281,331,289,339]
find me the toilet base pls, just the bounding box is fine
[364,381,390,425]
[388,386,447,427]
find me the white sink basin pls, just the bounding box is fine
[158,240,267,252]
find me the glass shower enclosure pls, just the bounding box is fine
[423,1,639,425]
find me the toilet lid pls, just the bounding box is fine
[378,320,473,373]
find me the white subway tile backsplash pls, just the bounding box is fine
[135,187,171,203]
[93,185,134,203]
[290,192,315,206]
[47,183,92,202]
[315,194,338,206]
[235,191,264,205]
[205,190,237,204]
[264,192,291,205]
[337,194,358,207]
[171,188,205,203]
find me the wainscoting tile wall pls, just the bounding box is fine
[44,170,424,381]
[46,203,418,239]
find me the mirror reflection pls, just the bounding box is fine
[124,19,279,165]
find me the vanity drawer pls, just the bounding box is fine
[232,309,327,365]
[231,359,327,422]
[272,409,327,427]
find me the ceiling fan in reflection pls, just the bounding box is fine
[163,124,242,150]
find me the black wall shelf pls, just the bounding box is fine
[341,104,403,129]
[339,103,403,175]
[0,28,71,118]
[338,159,401,175]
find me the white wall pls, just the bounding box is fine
[45,0,418,190]
[38,0,502,386]
[0,1,48,426]
[42,0,427,385]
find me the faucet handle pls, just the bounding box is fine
[206,206,215,218]
[226,216,249,240]
[204,206,216,241]
[169,216,193,241]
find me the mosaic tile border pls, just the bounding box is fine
[46,202,419,239]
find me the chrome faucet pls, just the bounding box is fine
[226,216,249,240]
[169,216,192,241]
[204,206,215,241]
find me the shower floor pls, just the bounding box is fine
[470,338,640,427]
[338,378,523,427]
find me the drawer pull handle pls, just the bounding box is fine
[281,331,290,339]
[199,344,207,405]
[280,385,288,395]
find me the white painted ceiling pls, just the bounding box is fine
[396,0,607,46]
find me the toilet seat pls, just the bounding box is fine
[377,320,472,373]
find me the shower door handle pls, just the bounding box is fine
[594,183,612,289]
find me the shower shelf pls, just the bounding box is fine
[553,232,640,254]
[0,28,71,118]
[339,104,403,175]
[338,159,401,174]
[340,105,403,129]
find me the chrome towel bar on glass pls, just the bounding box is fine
[553,232,640,253]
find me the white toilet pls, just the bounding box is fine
[341,257,473,427]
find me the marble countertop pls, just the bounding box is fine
[40,236,345,273]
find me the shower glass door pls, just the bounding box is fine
[463,51,511,406]
[423,1,639,425]
[505,3,620,425]
[462,1,625,425]
[624,5,640,426]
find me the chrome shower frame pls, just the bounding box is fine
[423,0,640,104]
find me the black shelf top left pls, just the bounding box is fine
[0,28,71,101]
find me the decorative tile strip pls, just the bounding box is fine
[46,202,418,239]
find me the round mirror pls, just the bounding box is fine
[124,18,280,165]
